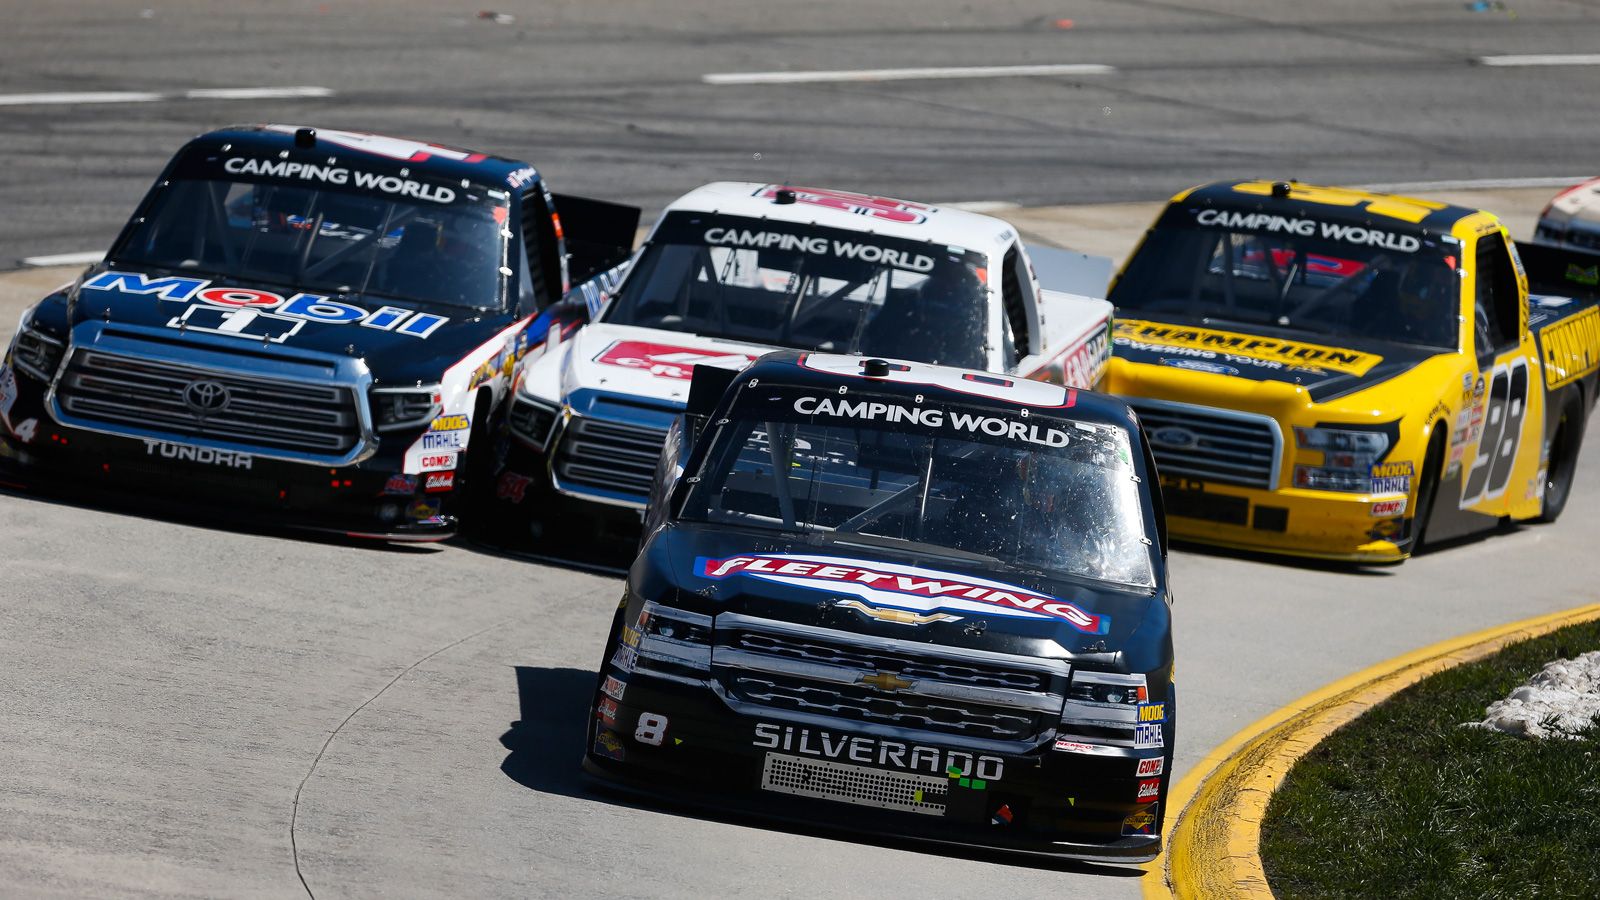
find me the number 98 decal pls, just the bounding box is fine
[1460,358,1529,507]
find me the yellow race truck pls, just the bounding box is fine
[1104,180,1600,563]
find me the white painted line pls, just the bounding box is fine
[0,87,334,107]
[1359,176,1593,193]
[1479,54,1600,67]
[0,92,163,107]
[703,63,1115,86]
[184,86,334,100]
[944,200,1022,213]
[20,251,103,268]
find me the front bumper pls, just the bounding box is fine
[583,666,1165,863]
[1,366,455,541]
[1160,478,1411,563]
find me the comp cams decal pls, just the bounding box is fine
[81,271,449,341]
[698,554,1108,634]
[1114,319,1382,377]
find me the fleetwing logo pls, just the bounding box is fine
[698,554,1107,634]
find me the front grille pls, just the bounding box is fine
[57,349,362,455]
[715,619,1067,746]
[733,631,1048,692]
[553,415,668,500]
[730,673,1039,739]
[508,395,558,449]
[1128,398,1281,489]
[761,753,948,816]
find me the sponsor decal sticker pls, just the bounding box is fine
[1540,305,1600,389]
[595,340,757,381]
[620,626,642,648]
[1053,740,1122,756]
[795,395,1072,447]
[1159,357,1240,377]
[1135,722,1164,749]
[81,271,449,341]
[142,440,253,469]
[755,185,931,225]
[1137,703,1166,723]
[424,472,454,493]
[1115,319,1381,376]
[755,722,1004,781]
[1370,461,1413,495]
[495,470,534,503]
[699,554,1107,634]
[1122,802,1158,836]
[593,729,626,762]
[429,414,470,432]
[596,697,619,728]
[601,675,627,702]
[1193,208,1421,253]
[1136,756,1165,777]
[0,364,16,420]
[418,452,457,472]
[1371,498,1406,517]
[609,645,638,674]
[406,497,441,521]
[991,803,1014,826]
[383,473,418,495]
[1137,778,1162,802]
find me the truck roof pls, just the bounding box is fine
[738,351,1138,430]
[188,124,542,190]
[1168,179,1484,235]
[661,182,1017,253]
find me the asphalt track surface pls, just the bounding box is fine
[2,2,1600,897]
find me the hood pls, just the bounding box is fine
[561,322,770,405]
[1111,316,1445,403]
[68,267,514,385]
[641,523,1160,659]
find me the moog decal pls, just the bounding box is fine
[698,553,1107,634]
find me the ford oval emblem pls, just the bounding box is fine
[1151,426,1199,449]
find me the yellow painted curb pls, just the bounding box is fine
[1141,602,1600,899]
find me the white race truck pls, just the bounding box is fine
[496,184,1114,530]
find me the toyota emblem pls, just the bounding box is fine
[183,379,231,414]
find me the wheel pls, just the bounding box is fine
[1536,395,1585,523]
[1409,430,1447,552]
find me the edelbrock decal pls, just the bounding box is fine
[81,271,448,340]
[698,553,1107,634]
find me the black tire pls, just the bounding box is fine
[1410,430,1448,552]
[1536,395,1585,523]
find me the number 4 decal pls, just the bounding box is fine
[1461,358,1529,507]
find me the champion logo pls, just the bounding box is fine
[697,554,1107,634]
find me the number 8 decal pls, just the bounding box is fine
[1461,358,1529,507]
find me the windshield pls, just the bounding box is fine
[112,149,511,311]
[681,386,1154,588]
[1111,210,1461,351]
[604,212,991,369]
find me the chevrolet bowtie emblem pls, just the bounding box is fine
[835,599,961,626]
[859,671,915,692]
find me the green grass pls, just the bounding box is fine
[1260,620,1600,900]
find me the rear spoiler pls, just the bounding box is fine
[1520,242,1600,303]
[1024,244,1114,299]
[551,193,641,285]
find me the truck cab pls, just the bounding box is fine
[499,183,1114,523]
